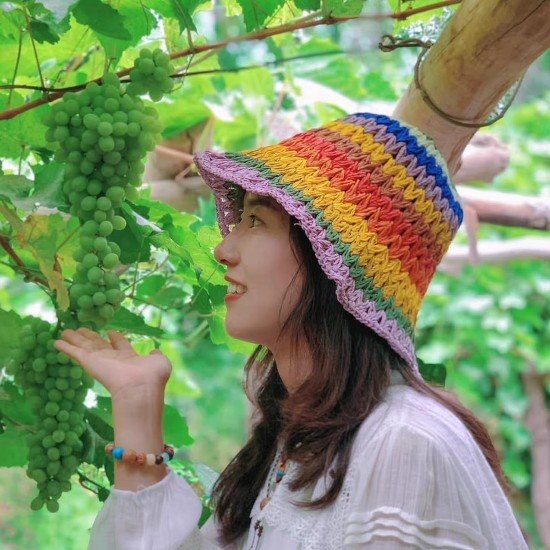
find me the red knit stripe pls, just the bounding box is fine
[280,130,439,295]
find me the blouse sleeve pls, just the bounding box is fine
[87,467,235,550]
[343,424,494,550]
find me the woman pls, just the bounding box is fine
[55,112,528,549]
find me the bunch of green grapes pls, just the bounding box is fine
[43,69,163,327]
[5,318,94,512]
[127,48,175,101]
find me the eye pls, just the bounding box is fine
[247,214,260,227]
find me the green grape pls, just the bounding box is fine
[112,121,127,136]
[87,266,102,283]
[77,294,93,310]
[54,111,70,125]
[45,402,60,417]
[80,196,96,211]
[82,113,99,130]
[46,500,60,513]
[106,288,124,305]
[94,210,108,223]
[98,304,115,319]
[98,136,115,152]
[92,291,107,306]
[82,253,99,268]
[46,462,61,476]
[52,430,65,443]
[96,196,112,211]
[94,237,108,251]
[30,496,45,511]
[80,235,95,252]
[87,180,103,196]
[103,271,119,289]
[106,186,124,203]
[98,220,113,236]
[112,215,126,231]
[103,253,119,269]
[97,121,113,136]
[103,151,122,165]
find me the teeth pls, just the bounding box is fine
[228,283,247,294]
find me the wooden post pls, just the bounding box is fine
[392,0,550,175]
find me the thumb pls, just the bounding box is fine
[149,349,163,355]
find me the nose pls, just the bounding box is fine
[214,233,239,268]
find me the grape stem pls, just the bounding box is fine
[23,8,46,93]
[0,0,460,120]
[7,28,23,109]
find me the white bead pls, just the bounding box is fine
[145,453,156,466]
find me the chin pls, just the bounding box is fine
[224,320,268,346]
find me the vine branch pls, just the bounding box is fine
[0,0,460,121]
[0,50,343,93]
[0,234,49,287]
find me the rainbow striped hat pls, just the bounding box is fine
[194,112,464,377]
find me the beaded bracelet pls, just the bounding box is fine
[105,442,175,466]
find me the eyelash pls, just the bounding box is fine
[237,213,260,227]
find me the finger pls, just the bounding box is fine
[59,329,96,351]
[149,349,163,355]
[54,339,90,367]
[107,330,135,352]
[76,327,112,350]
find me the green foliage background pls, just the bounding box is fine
[0,0,548,547]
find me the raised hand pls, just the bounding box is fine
[54,328,172,402]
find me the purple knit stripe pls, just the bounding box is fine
[193,150,420,376]
[342,115,460,233]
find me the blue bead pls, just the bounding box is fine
[161,452,171,463]
[112,446,124,460]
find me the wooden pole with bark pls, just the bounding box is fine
[392,0,550,176]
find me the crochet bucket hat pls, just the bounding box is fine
[193,112,464,378]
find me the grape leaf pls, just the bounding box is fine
[81,418,107,467]
[0,309,24,365]
[163,403,194,447]
[325,0,366,16]
[103,306,165,338]
[16,213,72,309]
[108,203,152,264]
[235,0,285,31]
[150,0,204,32]
[0,426,28,467]
[84,409,114,442]
[294,0,320,9]
[0,379,36,427]
[71,0,131,40]
[94,1,157,64]
[0,93,49,159]
[0,175,34,209]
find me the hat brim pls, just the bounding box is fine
[193,149,420,375]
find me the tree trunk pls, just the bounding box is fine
[392,0,550,176]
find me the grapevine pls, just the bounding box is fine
[6,48,175,512]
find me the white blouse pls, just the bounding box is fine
[88,371,528,550]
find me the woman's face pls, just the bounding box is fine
[213,191,304,349]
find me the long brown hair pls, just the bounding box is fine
[210,191,511,545]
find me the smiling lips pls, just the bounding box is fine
[225,282,247,302]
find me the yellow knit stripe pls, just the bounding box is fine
[323,120,452,248]
[244,144,422,319]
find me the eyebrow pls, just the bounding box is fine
[242,196,281,212]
